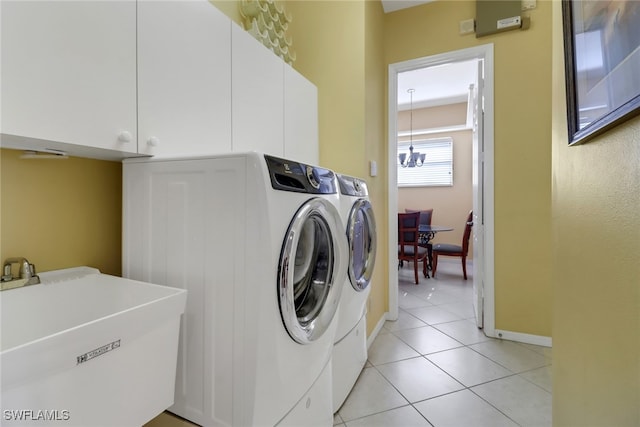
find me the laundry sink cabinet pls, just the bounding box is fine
[0,267,187,427]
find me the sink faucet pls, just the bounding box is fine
[1,257,41,290]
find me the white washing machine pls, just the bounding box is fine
[332,174,377,412]
[123,152,347,426]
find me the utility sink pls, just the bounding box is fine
[0,267,187,426]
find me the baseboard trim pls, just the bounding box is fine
[492,329,552,347]
[367,312,388,349]
[367,314,551,348]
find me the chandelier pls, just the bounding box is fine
[399,88,425,168]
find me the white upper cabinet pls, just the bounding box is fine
[137,1,232,157]
[1,1,317,161]
[231,24,284,157]
[1,1,138,155]
[284,64,319,165]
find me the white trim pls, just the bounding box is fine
[387,68,400,322]
[397,124,472,137]
[388,44,495,333]
[398,94,469,110]
[494,330,553,348]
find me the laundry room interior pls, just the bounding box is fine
[1,0,639,426]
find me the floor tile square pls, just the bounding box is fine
[384,309,427,332]
[367,332,420,365]
[426,347,513,387]
[398,291,433,310]
[519,365,552,393]
[392,325,463,355]
[416,289,464,305]
[406,305,462,325]
[438,300,476,319]
[414,389,518,427]
[337,367,407,422]
[376,357,464,403]
[518,342,553,363]
[344,405,431,427]
[471,375,552,427]
[432,319,491,345]
[469,340,548,373]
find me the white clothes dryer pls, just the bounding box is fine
[123,152,347,426]
[332,174,377,412]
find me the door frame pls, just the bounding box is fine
[387,44,496,337]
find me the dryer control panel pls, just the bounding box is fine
[265,155,337,194]
[337,174,369,197]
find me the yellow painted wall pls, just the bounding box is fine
[363,0,388,333]
[286,1,367,175]
[0,148,122,276]
[384,1,553,337]
[551,2,640,425]
[209,0,242,24]
[285,0,388,335]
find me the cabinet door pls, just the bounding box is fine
[1,1,137,154]
[137,0,232,156]
[231,24,284,156]
[284,65,319,165]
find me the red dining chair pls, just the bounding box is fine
[398,211,428,285]
[405,208,433,229]
[405,208,434,272]
[432,211,473,280]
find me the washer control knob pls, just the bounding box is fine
[306,166,320,189]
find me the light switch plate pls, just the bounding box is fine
[459,19,475,35]
[369,160,377,177]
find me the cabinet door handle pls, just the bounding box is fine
[118,131,132,143]
[147,136,160,147]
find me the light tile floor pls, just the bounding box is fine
[334,258,552,427]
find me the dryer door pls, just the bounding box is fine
[278,197,346,344]
[347,199,377,291]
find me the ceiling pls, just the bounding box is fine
[381,0,434,13]
[397,59,479,110]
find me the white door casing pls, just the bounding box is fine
[387,44,495,337]
[472,59,485,329]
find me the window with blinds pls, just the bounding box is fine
[397,137,453,187]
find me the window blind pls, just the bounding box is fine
[397,137,453,187]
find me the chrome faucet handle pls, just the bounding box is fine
[1,257,40,290]
[2,264,12,281]
[2,257,33,280]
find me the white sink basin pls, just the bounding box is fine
[1,267,187,427]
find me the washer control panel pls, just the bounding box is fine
[265,155,337,194]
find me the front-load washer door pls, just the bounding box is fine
[347,199,377,291]
[279,197,346,344]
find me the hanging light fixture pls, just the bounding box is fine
[399,88,425,168]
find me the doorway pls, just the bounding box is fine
[387,44,496,337]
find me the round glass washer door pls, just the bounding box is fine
[347,199,377,291]
[278,197,346,344]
